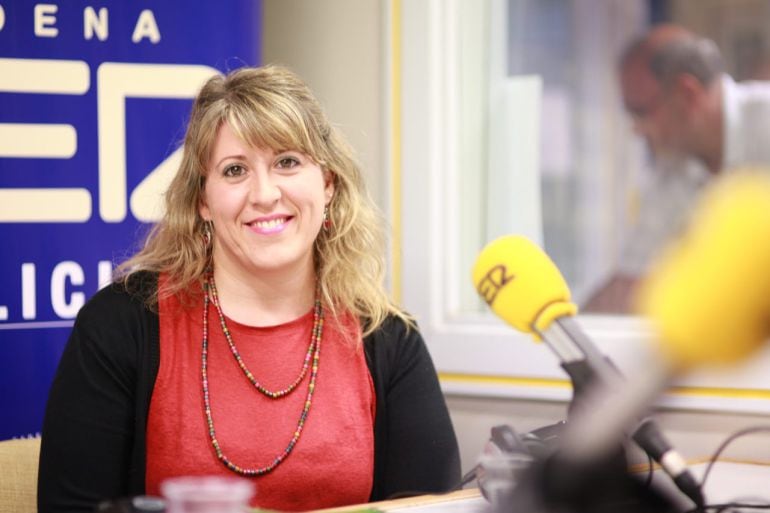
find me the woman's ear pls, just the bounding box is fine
[323,170,336,205]
[197,172,210,219]
[199,197,210,221]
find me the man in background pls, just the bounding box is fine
[585,23,770,313]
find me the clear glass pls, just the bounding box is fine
[454,0,770,316]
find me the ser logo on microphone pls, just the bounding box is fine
[476,265,515,306]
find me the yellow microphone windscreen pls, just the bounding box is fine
[472,235,577,339]
[635,170,770,369]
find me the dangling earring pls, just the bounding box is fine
[203,220,213,248]
[322,206,331,231]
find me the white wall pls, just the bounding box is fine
[262,0,387,208]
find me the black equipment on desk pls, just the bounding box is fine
[470,235,702,511]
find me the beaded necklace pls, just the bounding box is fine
[202,274,323,476]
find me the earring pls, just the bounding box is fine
[323,206,331,231]
[203,220,213,248]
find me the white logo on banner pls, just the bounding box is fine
[25,4,161,43]
[0,8,222,322]
[0,59,218,224]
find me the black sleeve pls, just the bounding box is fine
[37,284,150,513]
[367,318,461,500]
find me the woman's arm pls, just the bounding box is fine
[38,286,145,513]
[368,318,461,500]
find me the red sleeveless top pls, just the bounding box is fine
[145,282,375,511]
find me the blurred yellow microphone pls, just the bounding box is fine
[562,169,770,468]
[636,169,770,370]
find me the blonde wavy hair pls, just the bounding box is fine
[118,64,410,337]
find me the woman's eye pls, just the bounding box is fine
[276,156,300,169]
[223,164,245,177]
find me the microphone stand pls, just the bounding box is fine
[541,318,704,509]
[489,318,692,513]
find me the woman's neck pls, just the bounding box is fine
[210,263,317,327]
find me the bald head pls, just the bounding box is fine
[621,24,724,88]
[619,24,727,174]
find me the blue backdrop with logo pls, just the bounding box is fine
[0,1,261,439]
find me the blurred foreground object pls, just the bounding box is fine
[554,170,770,511]
[636,168,770,370]
[161,476,255,513]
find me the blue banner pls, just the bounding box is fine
[0,1,261,439]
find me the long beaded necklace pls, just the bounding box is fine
[201,274,323,476]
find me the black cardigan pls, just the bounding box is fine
[38,274,461,513]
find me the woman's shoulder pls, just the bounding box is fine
[365,314,415,341]
[77,271,158,325]
[62,272,159,372]
[364,314,425,360]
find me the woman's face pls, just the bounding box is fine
[200,122,334,279]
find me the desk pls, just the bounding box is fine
[312,489,487,513]
[687,460,770,505]
[310,460,770,512]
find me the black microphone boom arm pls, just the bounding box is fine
[536,317,705,508]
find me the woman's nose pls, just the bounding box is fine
[248,169,281,206]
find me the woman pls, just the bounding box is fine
[38,65,460,512]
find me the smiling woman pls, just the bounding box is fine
[37,64,460,513]
[200,123,333,320]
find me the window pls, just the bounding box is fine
[398,0,770,413]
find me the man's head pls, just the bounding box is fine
[619,24,725,171]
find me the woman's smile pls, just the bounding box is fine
[247,215,293,235]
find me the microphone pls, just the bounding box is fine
[636,170,770,369]
[472,235,704,507]
[563,170,770,473]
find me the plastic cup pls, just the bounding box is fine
[477,452,533,511]
[160,476,255,513]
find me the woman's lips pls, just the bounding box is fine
[247,216,291,235]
